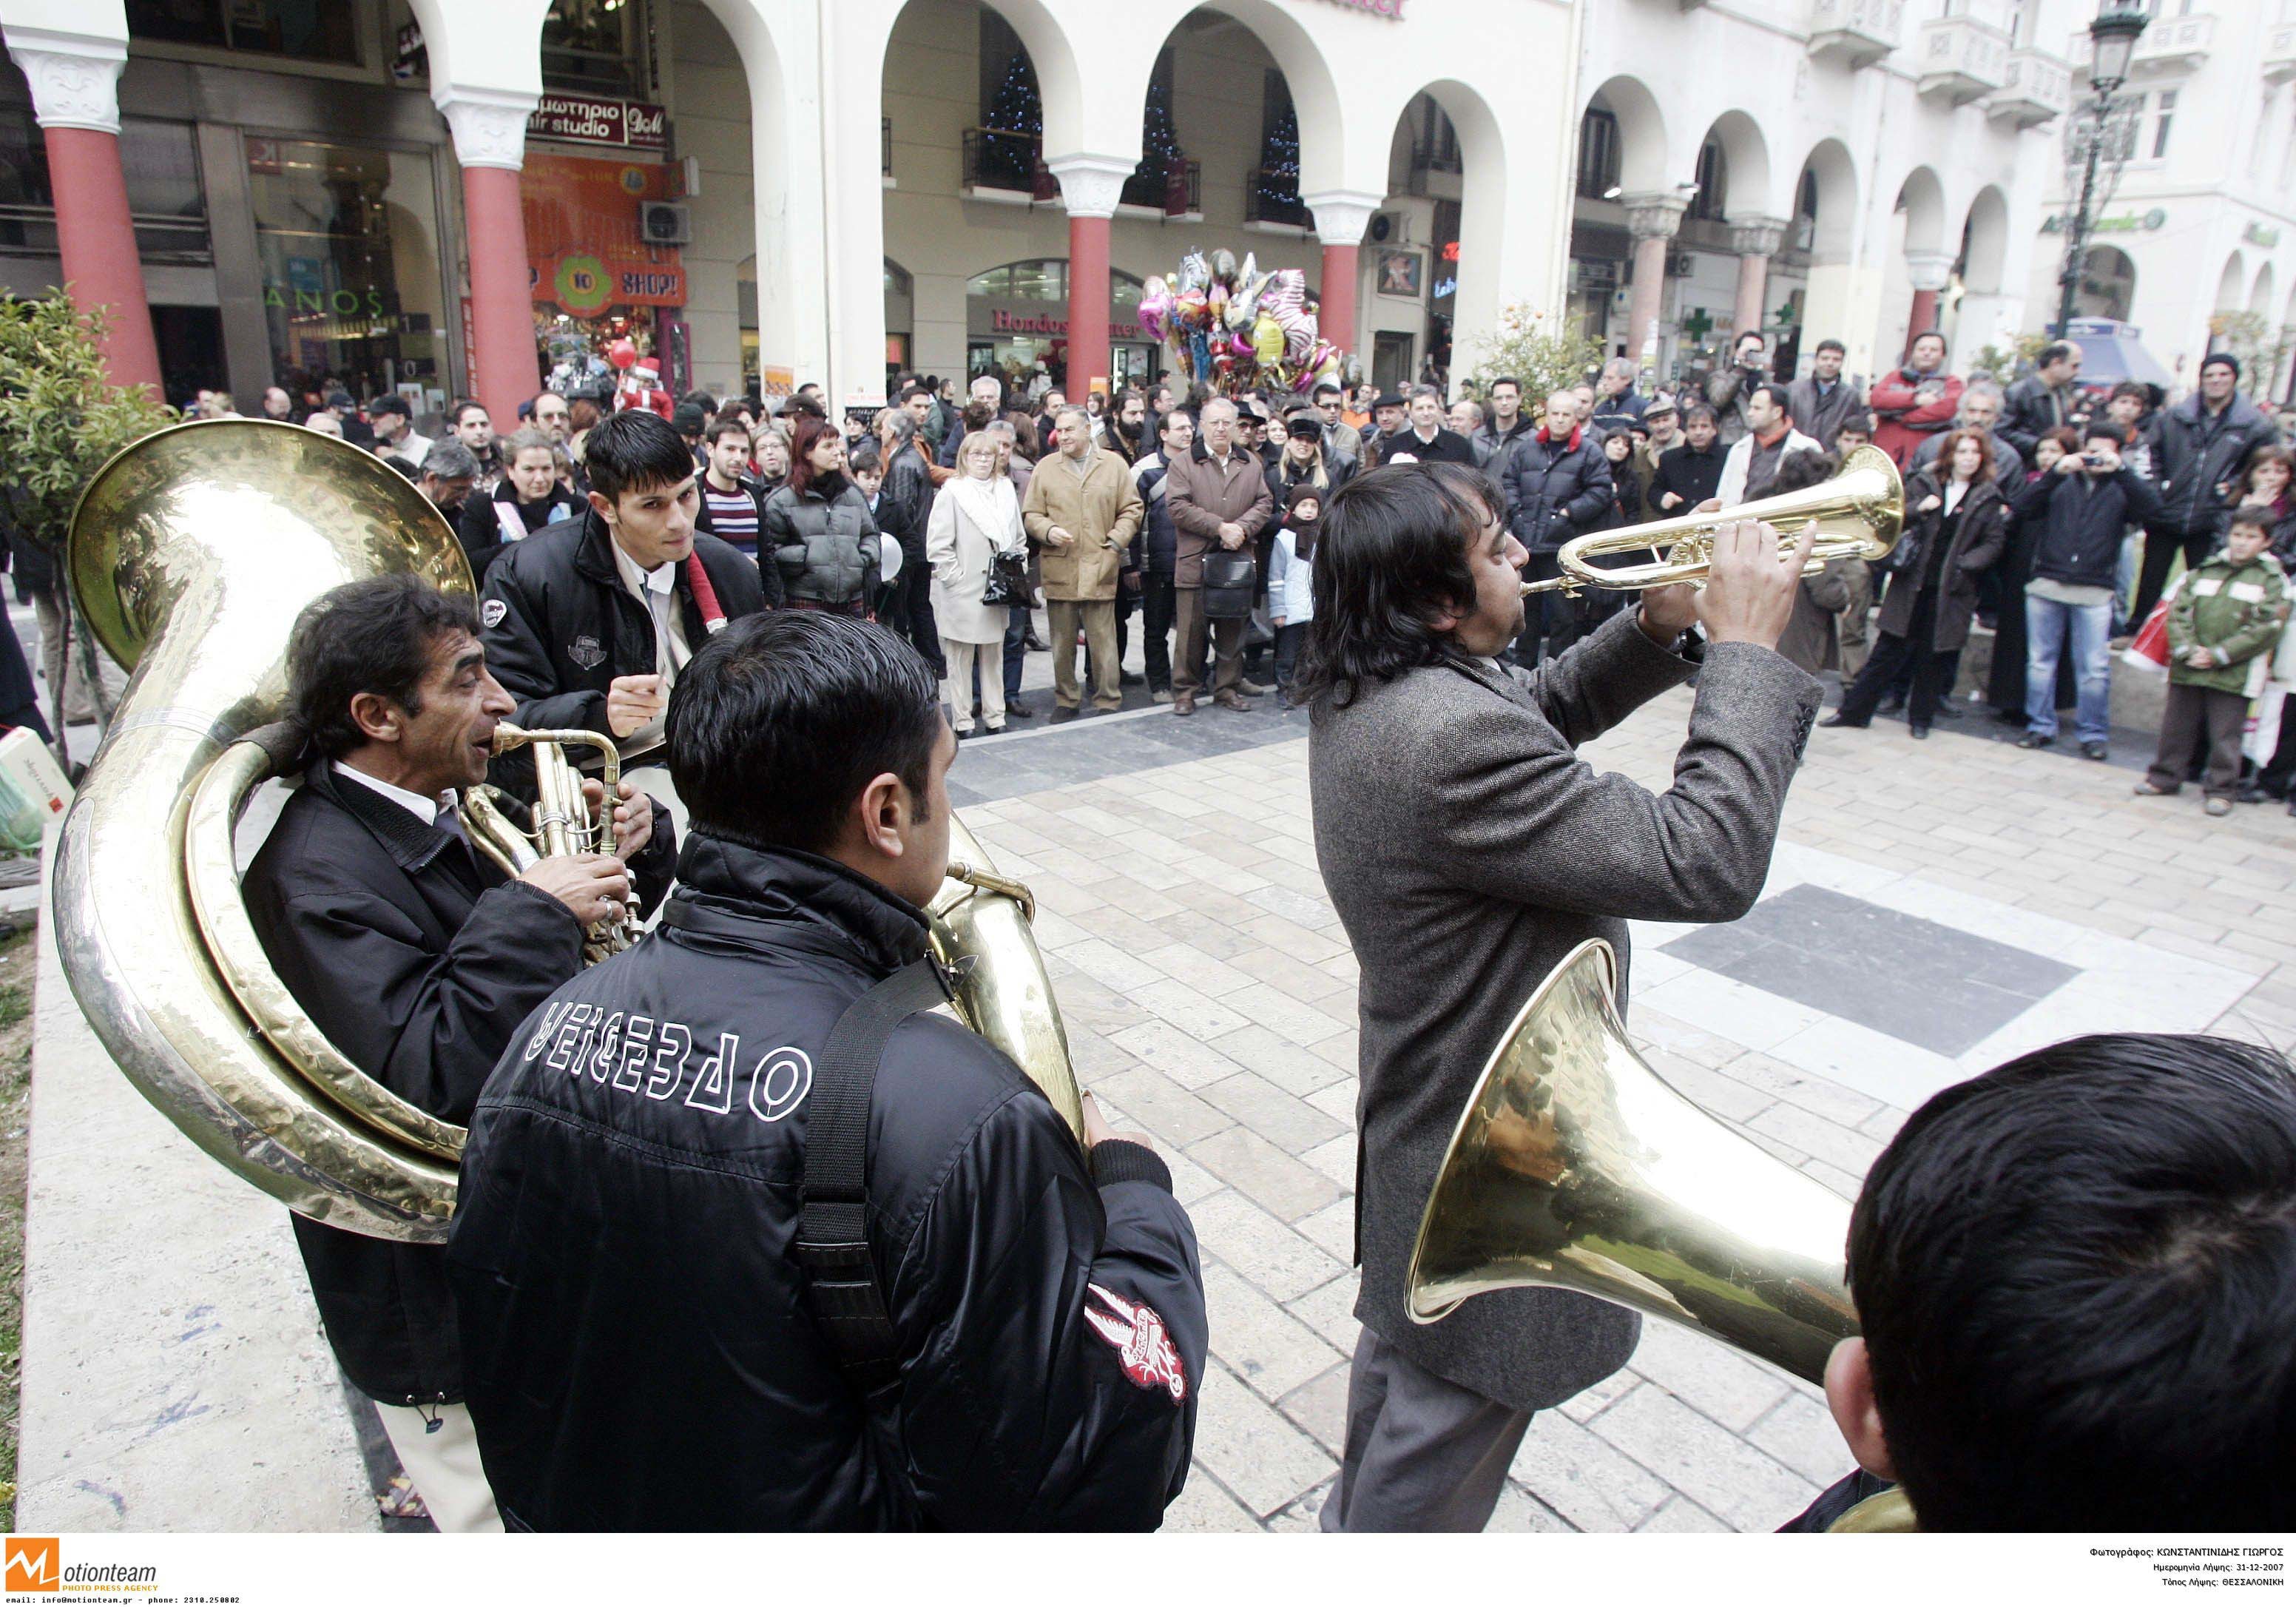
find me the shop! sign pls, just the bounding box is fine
[529,92,668,153]
[522,154,686,311]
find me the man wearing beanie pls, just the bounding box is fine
[2134,353,2280,629]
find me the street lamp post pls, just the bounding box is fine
[2056,1,2150,335]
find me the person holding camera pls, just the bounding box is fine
[2008,421,2164,760]
[1706,331,1770,445]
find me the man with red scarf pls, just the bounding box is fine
[1498,390,1615,665]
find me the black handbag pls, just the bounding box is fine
[981,549,1030,607]
[1201,550,1256,621]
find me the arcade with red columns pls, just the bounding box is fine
[1,22,161,395]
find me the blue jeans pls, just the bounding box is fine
[1002,603,1028,700]
[2024,593,2113,744]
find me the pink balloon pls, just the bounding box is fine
[608,339,638,371]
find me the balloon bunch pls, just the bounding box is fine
[1136,249,1345,396]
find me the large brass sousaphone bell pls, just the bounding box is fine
[1405,940,1859,1379]
[1522,444,1903,597]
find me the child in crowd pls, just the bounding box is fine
[2135,509,2289,815]
[1267,483,1321,699]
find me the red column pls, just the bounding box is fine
[1320,243,1361,360]
[44,127,161,396]
[460,165,538,427]
[1067,212,1111,400]
[1905,290,1939,357]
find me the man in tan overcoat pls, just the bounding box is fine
[1022,406,1145,719]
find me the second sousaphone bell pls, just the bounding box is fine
[1404,938,1859,1385]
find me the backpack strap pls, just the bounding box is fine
[794,954,953,1400]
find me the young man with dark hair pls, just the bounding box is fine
[1470,375,1530,468]
[692,416,772,564]
[480,408,769,769]
[1793,1032,2296,1532]
[449,610,1208,1529]
[243,574,670,1532]
[1786,338,1866,452]
[1706,329,1771,445]
[1300,463,1819,1532]
[1715,383,1821,505]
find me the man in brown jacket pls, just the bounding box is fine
[1022,406,1145,719]
[1164,397,1276,714]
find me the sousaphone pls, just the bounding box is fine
[53,420,1084,1247]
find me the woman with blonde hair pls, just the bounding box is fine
[928,430,1026,735]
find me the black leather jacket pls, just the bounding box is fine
[1501,430,1615,554]
[448,835,1208,1530]
[479,510,768,739]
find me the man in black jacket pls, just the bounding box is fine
[449,611,1207,1529]
[1999,340,2082,460]
[877,410,945,677]
[2010,422,2164,758]
[2133,354,2282,627]
[1500,388,1615,664]
[481,408,767,772]
[243,575,672,1530]
[1383,385,1476,465]
[1646,404,1727,516]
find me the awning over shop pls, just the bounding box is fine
[2066,317,2175,393]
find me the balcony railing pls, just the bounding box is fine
[1917,14,2008,105]
[2069,11,2214,75]
[1807,0,1902,70]
[961,127,1056,202]
[1988,47,2070,127]
[1121,155,1201,217]
[1244,167,1311,228]
[2265,23,2296,85]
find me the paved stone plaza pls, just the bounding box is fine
[948,674,2295,1534]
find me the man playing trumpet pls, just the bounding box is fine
[243,576,676,1530]
[1298,463,1820,1530]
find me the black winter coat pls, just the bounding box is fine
[1135,458,1178,573]
[1502,430,1615,553]
[2011,464,2164,590]
[1876,474,2008,653]
[242,765,675,1405]
[766,478,882,606]
[2149,394,2281,537]
[1646,440,1726,516]
[1999,374,2077,460]
[448,835,1207,1530]
[479,510,769,740]
[879,444,939,570]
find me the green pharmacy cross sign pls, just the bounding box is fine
[1681,306,1715,343]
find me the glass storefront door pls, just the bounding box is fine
[246,139,448,412]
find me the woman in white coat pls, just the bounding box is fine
[929,430,1027,735]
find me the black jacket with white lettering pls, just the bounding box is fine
[446,834,1207,1531]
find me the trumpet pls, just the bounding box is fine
[462,723,638,961]
[1522,443,1902,597]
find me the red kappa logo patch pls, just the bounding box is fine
[1083,1282,1188,1401]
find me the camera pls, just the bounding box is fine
[2082,451,2110,468]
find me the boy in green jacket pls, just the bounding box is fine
[2136,510,2289,814]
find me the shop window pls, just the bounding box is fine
[126,0,359,64]
[0,112,208,262]
[544,0,651,95]
[965,259,1148,394]
[246,139,448,412]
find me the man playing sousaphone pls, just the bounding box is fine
[242,576,678,1531]
[1297,462,1820,1530]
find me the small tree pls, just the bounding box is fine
[2205,311,2294,401]
[0,293,178,744]
[1461,303,1604,408]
